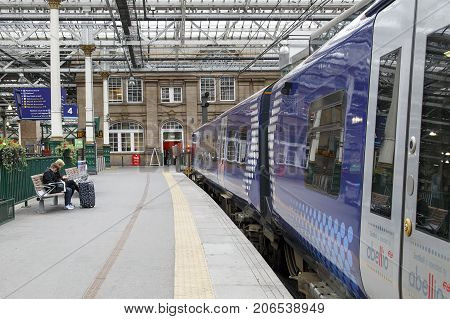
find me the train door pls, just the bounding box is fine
[360,0,416,298]
[218,116,228,186]
[401,0,450,299]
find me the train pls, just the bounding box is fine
[192,0,449,299]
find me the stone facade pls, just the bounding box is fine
[75,72,280,166]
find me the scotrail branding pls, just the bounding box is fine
[408,267,445,299]
[367,242,390,270]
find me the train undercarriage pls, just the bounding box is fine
[189,172,352,299]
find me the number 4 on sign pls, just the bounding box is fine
[67,107,73,114]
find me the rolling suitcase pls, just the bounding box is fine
[79,181,95,208]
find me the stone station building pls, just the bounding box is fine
[75,72,280,166]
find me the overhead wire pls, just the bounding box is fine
[220,0,282,76]
[238,0,333,75]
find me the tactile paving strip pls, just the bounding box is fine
[174,175,292,299]
[163,172,215,299]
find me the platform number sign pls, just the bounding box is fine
[62,104,78,119]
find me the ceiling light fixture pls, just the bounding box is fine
[429,131,437,136]
[18,73,28,84]
[7,104,12,111]
[444,50,450,58]
[446,152,450,156]
[129,76,136,86]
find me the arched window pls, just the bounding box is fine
[161,120,183,130]
[109,121,144,153]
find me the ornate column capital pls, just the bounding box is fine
[80,44,96,57]
[48,0,61,9]
[100,71,110,80]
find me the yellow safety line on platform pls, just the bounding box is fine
[82,173,150,299]
[163,172,215,299]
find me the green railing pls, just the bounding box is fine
[0,156,75,204]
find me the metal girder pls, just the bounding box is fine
[115,0,137,68]
[0,37,310,47]
[0,1,363,10]
[0,0,364,73]
[0,64,280,73]
[180,0,186,45]
[0,12,341,21]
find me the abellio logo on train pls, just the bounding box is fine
[367,242,392,270]
[409,267,447,299]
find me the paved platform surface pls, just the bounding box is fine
[0,167,292,299]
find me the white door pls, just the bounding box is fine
[360,0,416,298]
[401,0,450,299]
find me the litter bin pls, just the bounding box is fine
[0,198,15,226]
[132,154,141,166]
[77,160,87,176]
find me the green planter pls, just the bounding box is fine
[0,198,14,226]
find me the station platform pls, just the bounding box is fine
[0,167,292,299]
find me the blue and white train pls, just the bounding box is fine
[192,0,449,298]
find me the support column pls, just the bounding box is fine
[48,0,64,153]
[81,43,97,174]
[185,80,198,146]
[145,80,159,166]
[1,110,6,139]
[101,71,111,168]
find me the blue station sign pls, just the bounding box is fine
[62,103,78,119]
[14,88,72,120]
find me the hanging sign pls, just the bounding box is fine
[14,88,67,120]
[77,130,86,138]
[62,104,78,119]
[74,138,84,150]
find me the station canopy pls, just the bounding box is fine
[0,1,365,78]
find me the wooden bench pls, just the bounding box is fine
[31,174,66,213]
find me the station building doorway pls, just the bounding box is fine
[161,120,184,165]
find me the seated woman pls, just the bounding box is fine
[42,160,75,210]
[53,159,80,193]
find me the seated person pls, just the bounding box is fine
[43,161,75,210]
[53,159,79,193]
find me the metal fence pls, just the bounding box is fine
[0,156,75,204]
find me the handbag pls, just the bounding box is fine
[47,181,66,194]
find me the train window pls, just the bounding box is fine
[305,90,346,197]
[219,123,227,160]
[238,126,248,164]
[370,48,401,219]
[226,129,237,162]
[416,26,449,242]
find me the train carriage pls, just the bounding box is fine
[193,0,449,298]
